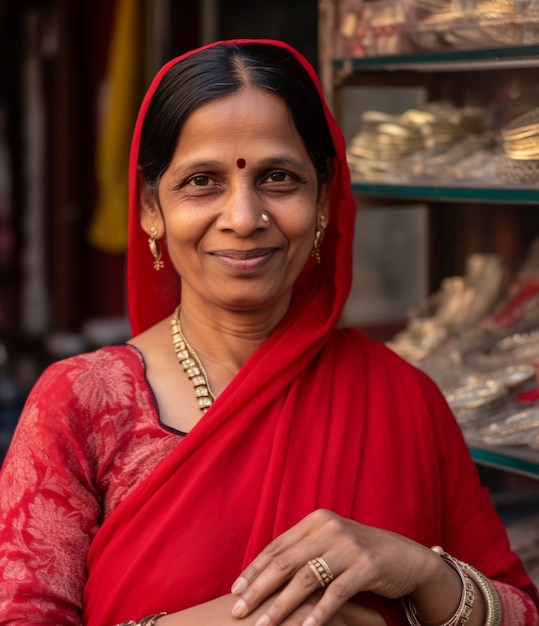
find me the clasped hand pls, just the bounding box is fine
[230,509,436,626]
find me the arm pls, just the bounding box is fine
[495,581,539,626]
[228,510,539,626]
[227,509,492,626]
[141,578,539,626]
[0,362,101,625]
[0,398,382,626]
[226,369,539,626]
[136,593,385,626]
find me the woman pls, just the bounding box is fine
[0,39,537,626]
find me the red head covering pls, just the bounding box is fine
[85,39,366,624]
[127,38,356,337]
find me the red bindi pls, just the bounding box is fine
[236,158,246,169]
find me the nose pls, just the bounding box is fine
[217,182,268,236]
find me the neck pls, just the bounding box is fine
[176,297,290,387]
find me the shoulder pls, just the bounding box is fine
[27,344,148,413]
[333,327,436,381]
[43,343,144,373]
[16,344,160,466]
[330,327,451,420]
[38,344,145,384]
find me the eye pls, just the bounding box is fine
[261,170,303,190]
[267,171,289,182]
[176,173,221,197]
[259,168,306,195]
[191,175,212,186]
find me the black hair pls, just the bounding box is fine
[138,42,335,188]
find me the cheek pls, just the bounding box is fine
[285,207,317,245]
[162,214,205,260]
[284,218,316,266]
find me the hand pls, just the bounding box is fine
[280,595,386,626]
[230,509,437,626]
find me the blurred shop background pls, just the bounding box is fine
[0,0,318,454]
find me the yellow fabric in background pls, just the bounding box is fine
[89,0,141,253]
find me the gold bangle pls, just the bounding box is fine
[115,612,167,626]
[462,564,501,626]
[402,547,474,626]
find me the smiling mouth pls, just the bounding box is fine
[210,248,277,271]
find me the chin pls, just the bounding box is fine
[216,290,292,314]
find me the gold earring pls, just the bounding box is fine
[311,220,326,264]
[149,226,164,270]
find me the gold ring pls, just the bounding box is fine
[307,557,334,588]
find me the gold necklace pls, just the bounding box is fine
[171,305,216,413]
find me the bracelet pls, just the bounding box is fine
[402,547,474,626]
[462,564,501,626]
[114,612,167,626]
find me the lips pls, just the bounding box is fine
[213,248,274,260]
[210,247,277,271]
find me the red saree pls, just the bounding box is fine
[82,39,537,625]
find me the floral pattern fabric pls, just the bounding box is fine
[0,345,180,624]
[493,581,539,626]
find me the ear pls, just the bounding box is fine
[316,159,333,226]
[138,168,164,235]
[316,180,331,227]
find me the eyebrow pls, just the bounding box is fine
[169,159,222,177]
[258,155,306,170]
[170,154,307,177]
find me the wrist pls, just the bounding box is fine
[404,547,471,626]
[402,547,500,626]
[114,613,167,626]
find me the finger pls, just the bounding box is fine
[247,562,330,626]
[232,536,295,594]
[335,602,387,626]
[243,554,358,626]
[304,567,379,626]
[232,532,329,615]
[232,518,321,595]
[232,510,338,597]
[300,586,385,626]
[231,546,316,619]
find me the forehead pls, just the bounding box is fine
[173,86,307,159]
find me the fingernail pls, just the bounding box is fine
[232,598,248,618]
[302,618,316,626]
[231,576,248,594]
[255,615,271,626]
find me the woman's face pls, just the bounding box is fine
[140,85,329,313]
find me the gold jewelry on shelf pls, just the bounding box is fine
[500,108,539,169]
[171,305,216,413]
[307,557,334,589]
[115,612,167,626]
[503,123,539,142]
[503,128,539,159]
[504,146,539,159]
[501,107,539,142]
[148,226,164,271]
[503,137,539,152]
